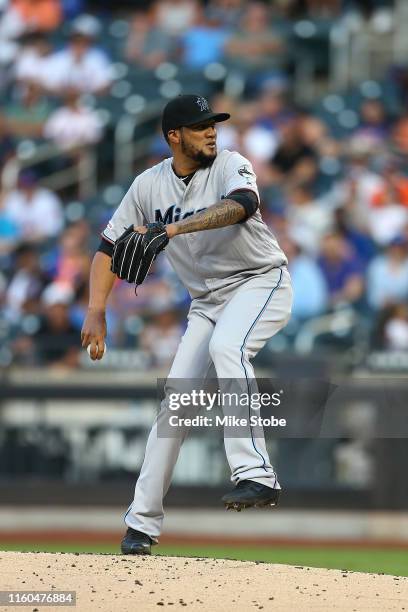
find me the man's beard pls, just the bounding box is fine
[180,136,216,168]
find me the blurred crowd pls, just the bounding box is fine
[1,0,407,371]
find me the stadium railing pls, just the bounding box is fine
[114,100,163,183]
[1,142,97,200]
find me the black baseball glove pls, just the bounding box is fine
[110,222,169,287]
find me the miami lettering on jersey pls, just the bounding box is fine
[155,205,207,224]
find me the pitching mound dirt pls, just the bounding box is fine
[0,551,407,611]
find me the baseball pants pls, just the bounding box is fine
[125,266,293,540]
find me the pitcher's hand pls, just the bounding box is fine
[81,308,107,360]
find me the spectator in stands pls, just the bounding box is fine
[2,81,51,141]
[255,84,293,133]
[0,0,25,59]
[367,172,408,246]
[335,208,377,266]
[151,0,200,37]
[299,112,339,160]
[13,31,52,87]
[216,100,279,169]
[50,222,91,292]
[10,0,61,33]
[179,7,229,70]
[286,183,334,255]
[33,281,80,367]
[0,189,20,255]
[383,303,408,350]
[371,159,408,208]
[354,98,390,146]
[208,93,238,151]
[205,0,244,28]
[367,236,408,310]
[140,302,184,368]
[318,231,364,307]
[0,1,57,71]
[43,89,104,150]
[269,115,318,187]
[0,119,15,168]
[238,101,279,165]
[146,127,171,166]
[0,0,60,65]
[391,115,408,171]
[329,140,384,232]
[4,243,48,323]
[282,235,328,320]
[211,98,240,151]
[224,1,286,86]
[374,303,408,350]
[125,10,175,70]
[44,15,113,95]
[4,169,64,242]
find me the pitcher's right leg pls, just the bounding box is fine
[123,309,214,544]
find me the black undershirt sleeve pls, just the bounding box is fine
[225,189,259,222]
[97,236,114,257]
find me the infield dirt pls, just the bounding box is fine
[0,551,407,611]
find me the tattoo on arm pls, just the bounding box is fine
[173,199,246,235]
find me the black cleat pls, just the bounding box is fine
[222,480,281,511]
[121,527,153,555]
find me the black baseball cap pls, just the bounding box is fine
[162,94,230,139]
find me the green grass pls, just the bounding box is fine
[159,545,408,577]
[1,542,407,577]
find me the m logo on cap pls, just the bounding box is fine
[196,96,210,112]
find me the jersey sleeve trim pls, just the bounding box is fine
[98,236,114,257]
[101,231,115,244]
[226,188,259,222]
[226,187,260,204]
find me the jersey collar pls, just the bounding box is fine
[171,163,196,186]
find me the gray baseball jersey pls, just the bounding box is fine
[106,149,293,540]
[102,149,287,298]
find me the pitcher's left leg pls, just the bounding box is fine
[209,267,293,490]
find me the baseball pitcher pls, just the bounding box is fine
[81,94,293,555]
